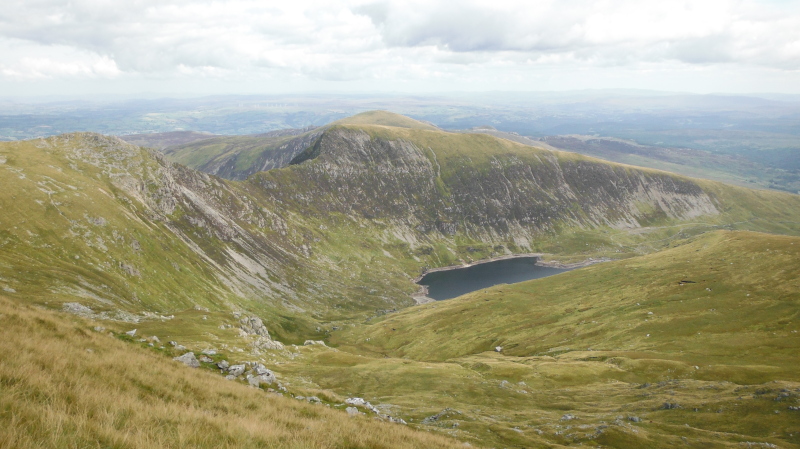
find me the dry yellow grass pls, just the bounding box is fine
[0,295,467,449]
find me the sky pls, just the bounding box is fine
[1,0,800,97]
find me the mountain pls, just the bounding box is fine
[3,111,800,448]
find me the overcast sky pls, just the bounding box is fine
[2,0,799,97]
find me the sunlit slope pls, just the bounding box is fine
[338,231,800,371]
[0,295,465,449]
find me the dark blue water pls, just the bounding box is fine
[418,257,570,301]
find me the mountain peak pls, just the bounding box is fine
[333,110,439,131]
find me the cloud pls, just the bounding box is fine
[354,0,800,68]
[0,0,798,92]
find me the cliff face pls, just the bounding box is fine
[261,126,719,245]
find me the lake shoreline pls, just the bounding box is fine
[411,254,611,304]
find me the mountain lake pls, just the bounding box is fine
[418,257,571,301]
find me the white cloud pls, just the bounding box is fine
[0,0,798,92]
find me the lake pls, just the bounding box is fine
[417,257,570,301]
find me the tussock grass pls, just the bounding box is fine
[0,296,466,449]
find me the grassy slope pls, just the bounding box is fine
[0,295,465,449]
[267,231,800,448]
[164,133,298,171]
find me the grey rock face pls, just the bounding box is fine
[173,352,200,368]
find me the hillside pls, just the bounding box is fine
[0,294,464,449]
[3,111,800,448]
[313,231,800,447]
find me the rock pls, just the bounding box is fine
[247,373,275,387]
[201,349,217,355]
[307,396,321,403]
[250,370,276,385]
[303,340,326,346]
[345,397,367,406]
[240,316,270,337]
[225,374,236,380]
[93,326,105,332]
[495,346,502,352]
[628,416,642,423]
[253,336,284,351]
[125,329,137,337]
[422,408,453,424]
[228,364,246,377]
[661,402,680,410]
[388,416,407,425]
[346,407,360,416]
[173,352,200,368]
[199,355,213,363]
[217,360,230,370]
[561,413,577,421]
[150,336,160,343]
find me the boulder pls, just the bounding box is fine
[346,407,360,416]
[217,360,230,370]
[173,352,200,368]
[228,364,246,377]
[303,340,327,346]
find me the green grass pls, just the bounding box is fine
[266,231,800,448]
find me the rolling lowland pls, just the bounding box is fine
[1,111,800,448]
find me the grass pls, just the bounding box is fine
[0,294,466,449]
[272,230,800,448]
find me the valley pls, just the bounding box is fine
[1,111,799,448]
